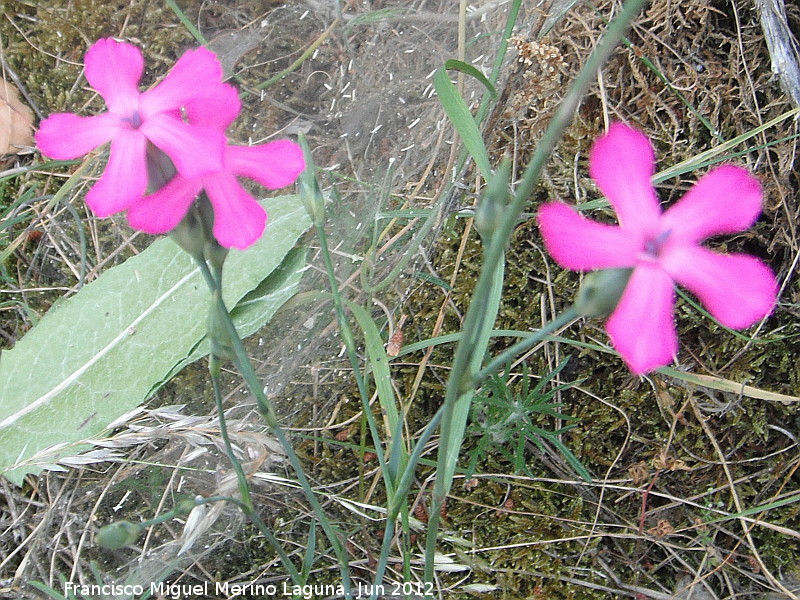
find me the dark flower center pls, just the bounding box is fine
[128,111,143,129]
[644,229,672,258]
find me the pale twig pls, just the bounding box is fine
[689,394,799,599]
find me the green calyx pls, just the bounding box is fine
[574,268,633,318]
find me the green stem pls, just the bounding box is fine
[194,495,304,583]
[473,306,579,388]
[422,0,649,585]
[314,221,395,496]
[194,256,354,598]
[194,256,254,512]
[192,257,305,584]
[255,18,340,91]
[164,0,207,45]
[209,353,254,511]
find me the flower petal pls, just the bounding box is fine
[85,130,149,216]
[537,202,642,270]
[660,165,763,244]
[588,122,662,232]
[139,47,223,115]
[84,38,143,116]
[140,114,225,178]
[204,173,267,249]
[661,245,777,328]
[126,175,202,234]
[226,140,305,189]
[185,83,241,131]
[35,112,121,159]
[605,264,678,374]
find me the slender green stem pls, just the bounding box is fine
[194,256,254,512]
[227,499,304,585]
[136,505,189,528]
[190,495,304,583]
[255,18,340,91]
[209,353,254,511]
[474,307,579,387]
[164,0,207,45]
[422,0,649,585]
[314,221,395,495]
[229,333,353,595]
[191,257,304,583]
[194,255,353,597]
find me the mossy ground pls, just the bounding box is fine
[1,1,799,599]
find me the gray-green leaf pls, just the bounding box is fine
[0,195,310,485]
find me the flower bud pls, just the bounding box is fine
[170,202,206,259]
[574,268,633,318]
[96,520,142,550]
[300,174,326,226]
[475,158,511,239]
[298,134,325,226]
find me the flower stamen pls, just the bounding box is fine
[128,110,142,129]
[644,228,672,257]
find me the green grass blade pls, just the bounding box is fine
[443,59,497,99]
[301,520,317,582]
[434,61,493,178]
[654,106,800,182]
[345,300,405,489]
[163,0,207,44]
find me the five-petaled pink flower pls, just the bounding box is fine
[35,38,227,217]
[537,122,778,374]
[126,84,305,250]
[35,38,306,250]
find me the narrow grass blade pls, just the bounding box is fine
[345,300,405,488]
[659,367,800,404]
[434,60,494,178]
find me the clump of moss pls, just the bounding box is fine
[3,2,195,115]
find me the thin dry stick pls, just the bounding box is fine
[689,393,799,599]
[575,384,633,566]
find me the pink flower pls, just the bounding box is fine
[537,122,778,374]
[125,84,305,250]
[35,38,227,217]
